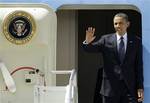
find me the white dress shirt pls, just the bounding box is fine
[116,33,127,52]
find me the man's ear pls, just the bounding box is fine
[127,21,130,27]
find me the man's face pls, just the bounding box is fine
[113,16,130,35]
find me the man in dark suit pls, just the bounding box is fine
[94,67,103,103]
[83,13,144,103]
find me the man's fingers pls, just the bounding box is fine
[138,91,141,98]
[87,27,95,35]
[93,28,95,34]
[137,89,144,102]
[88,27,93,31]
[87,27,95,31]
[138,89,144,97]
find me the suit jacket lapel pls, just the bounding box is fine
[123,34,134,64]
[112,34,120,63]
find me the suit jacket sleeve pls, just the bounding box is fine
[82,36,105,53]
[135,37,144,89]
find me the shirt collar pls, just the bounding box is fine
[116,32,127,41]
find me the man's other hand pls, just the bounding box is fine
[137,89,144,102]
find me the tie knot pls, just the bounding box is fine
[120,37,124,40]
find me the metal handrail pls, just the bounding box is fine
[51,70,72,74]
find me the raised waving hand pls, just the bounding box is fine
[85,27,96,44]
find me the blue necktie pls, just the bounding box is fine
[118,37,125,63]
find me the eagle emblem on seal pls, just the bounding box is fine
[3,10,36,45]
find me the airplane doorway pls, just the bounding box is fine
[56,4,142,103]
[78,10,142,103]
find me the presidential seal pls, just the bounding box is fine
[3,10,36,45]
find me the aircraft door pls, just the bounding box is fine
[0,4,57,103]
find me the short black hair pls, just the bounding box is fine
[114,13,129,22]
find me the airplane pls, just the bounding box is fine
[0,0,150,103]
